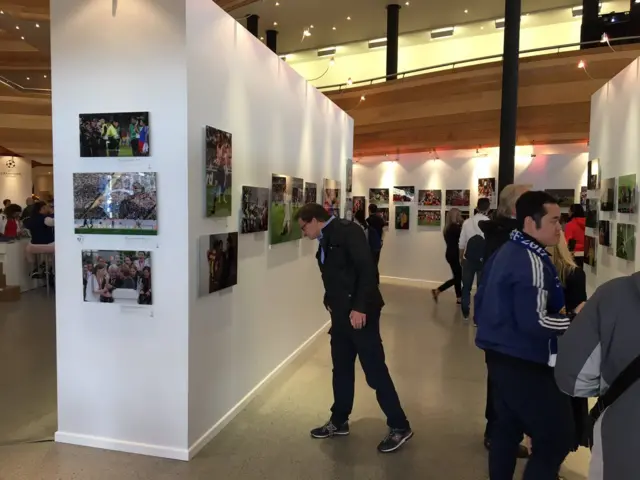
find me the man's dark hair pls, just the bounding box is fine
[516,191,558,229]
[477,197,491,213]
[368,204,378,214]
[33,201,47,215]
[569,203,585,218]
[295,202,331,222]
[2,199,10,206]
[4,204,22,217]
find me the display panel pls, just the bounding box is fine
[79,112,150,157]
[205,126,232,218]
[322,178,341,218]
[584,236,597,267]
[586,199,598,229]
[241,186,269,234]
[616,223,636,261]
[353,196,366,217]
[598,220,610,247]
[395,206,410,230]
[478,178,496,205]
[600,178,615,211]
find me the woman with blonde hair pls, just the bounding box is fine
[432,208,464,303]
[548,231,586,313]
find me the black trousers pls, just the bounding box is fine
[329,309,409,430]
[372,250,381,284]
[437,255,462,297]
[487,353,574,480]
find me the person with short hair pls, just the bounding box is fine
[296,203,413,453]
[475,191,578,480]
[432,208,464,304]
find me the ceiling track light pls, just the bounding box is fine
[368,37,388,49]
[430,26,454,39]
[316,46,336,57]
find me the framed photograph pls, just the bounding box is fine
[395,206,410,230]
[617,174,636,214]
[199,233,238,295]
[304,182,317,204]
[205,126,232,218]
[369,188,389,205]
[478,178,496,205]
[270,174,303,245]
[418,189,442,207]
[73,172,157,235]
[418,210,441,227]
[616,223,636,261]
[353,196,366,218]
[322,178,341,218]
[580,186,587,208]
[378,207,390,227]
[241,186,269,234]
[545,189,575,208]
[445,189,470,207]
[346,158,353,195]
[79,112,149,157]
[393,186,415,203]
[598,220,611,246]
[600,178,615,211]
[82,250,152,304]
[584,236,597,267]
[586,199,598,229]
[588,159,600,190]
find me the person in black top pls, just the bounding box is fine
[432,208,463,303]
[365,204,385,280]
[24,202,54,245]
[296,203,413,454]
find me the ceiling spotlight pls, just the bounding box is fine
[347,77,353,85]
[43,74,47,78]
[360,95,366,101]
[405,1,410,4]
[347,16,351,20]
[20,36,24,40]
[332,26,336,30]
[260,36,264,40]
[578,60,585,69]
[310,25,314,28]
[0,10,4,14]
[275,1,279,4]
[35,23,40,28]
[303,29,311,37]
[464,9,468,13]
[481,26,484,29]
[26,77,30,80]
[15,25,19,30]
[601,33,609,43]
[273,21,278,26]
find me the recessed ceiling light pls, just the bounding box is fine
[405,1,410,4]
[0,10,4,14]
[20,36,24,40]
[310,24,314,28]
[347,16,351,20]
[275,1,279,4]
[480,26,484,29]
[35,23,40,28]
[464,9,468,13]
[260,36,264,40]
[26,77,30,80]
[15,26,19,30]
[44,74,47,78]
[332,26,336,30]
[273,21,278,26]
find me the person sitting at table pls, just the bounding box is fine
[24,202,54,245]
[0,204,23,238]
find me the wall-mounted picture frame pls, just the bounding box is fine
[270,174,303,245]
[418,189,442,207]
[584,236,597,267]
[353,196,366,217]
[617,174,636,214]
[393,186,415,203]
[616,223,636,261]
[445,190,470,207]
[304,182,317,204]
[241,186,269,234]
[79,111,150,157]
[369,188,390,206]
[478,178,496,205]
[598,220,611,247]
[545,189,575,208]
[417,210,441,227]
[395,206,410,230]
[586,199,598,229]
[600,178,615,211]
[205,126,233,218]
[199,233,238,295]
[377,207,390,227]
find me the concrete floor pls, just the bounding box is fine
[0,284,590,479]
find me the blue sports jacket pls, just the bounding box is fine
[475,231,571,366]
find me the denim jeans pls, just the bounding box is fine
[461,259,482,317]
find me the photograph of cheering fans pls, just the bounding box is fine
[353,196,366,217]
[241,186,269,234]
[378,207,390,227]
[323,178,341,218]
[618,174,636,214]
[270,174,303,245]
[585,236,597,267]
[586,199,598,229]
[545,189,575,208]
[73,172,157,235]
[305,182,317,204]
[369,188,389,205]
[393,186,415,203]
[82,250,152,305]
[598,220,611,247]
[417,210,441,227]
[395,206,410,230]
[418,189,442,207]
[200,232,238,295]
[79,112,149,157]
[205,126,232,218]
[478,178,496,204]
[445,189,470,207]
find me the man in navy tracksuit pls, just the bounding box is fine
[475,191,579,480]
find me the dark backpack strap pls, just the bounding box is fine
[590,352,640,422]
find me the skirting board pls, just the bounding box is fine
[55,319,330,462]
[187,319,331,460]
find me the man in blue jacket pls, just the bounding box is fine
[475,191,575,480]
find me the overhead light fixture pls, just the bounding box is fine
[332,26,336,30]
[15,25,19,30]
[578,59,585,69]
[26,77,30,80]
[347,77,353,85]
[0,10,4,14]
[35,23,40,28]
[273,21,278,26]
[481,26,484,29]
[317,46,336,57]
[347,16,351,20]
[464,9,468,13]
[44,75,47,78]
[368,37,388,49]
[405,1,410,5]
[310,25,314,29]
[275,1,279,4]
[430,26,455,39]
[21,36,24,40]
[303,28,311,37]
[260,36,264,40]
[360,95,366,101]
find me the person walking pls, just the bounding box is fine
[564,204,586,268]
[432,208,463,304]
[295,203,413,453]
[366,204,384,269]
[475,191,577,480]
[458,198,491,319]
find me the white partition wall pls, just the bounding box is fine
[51,0,352,460]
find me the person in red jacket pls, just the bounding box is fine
[564,204,585,268]
[0,204,22,238]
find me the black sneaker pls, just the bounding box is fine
[310,420,349,439]
[377,428,413,453]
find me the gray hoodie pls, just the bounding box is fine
[555,273,640,480]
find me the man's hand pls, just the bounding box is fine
[350,310,367,329]
[574,302,586,314]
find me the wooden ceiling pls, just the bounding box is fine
[325,44,640,157]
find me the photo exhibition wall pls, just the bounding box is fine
[51,0,353,462]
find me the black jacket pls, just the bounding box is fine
[444,223,462,261]
[317,218,384,314]
[479,215,518,262]
[563,266,587,313]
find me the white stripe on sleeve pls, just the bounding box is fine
[526,251,571,330]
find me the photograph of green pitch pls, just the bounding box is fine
[205,126,232,218]
[270,174,304,245]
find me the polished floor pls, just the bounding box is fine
[0,284,590,479]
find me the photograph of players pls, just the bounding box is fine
[270,174,303,245]
[417,210,441,227]
[616,223,636,261]
[598,220,611,247]
[585,236,597,267]
[580,186,587,208]
[395,206,410,230]
[200,233,238,295]
[588,159,600,190]
[617,174,636,214]
[393,186,415,203]
[73,172,157,235]
[545,189,575,208]
[378,207,390,227]
[79,112,150,158]
[586,199,599,229]
[418,189,442,207]
[445,190,470,207]
[241,186,269,234]
[346,158,353,195]
[323,178,341,218]
[478,178,496,205]
[353,196,366,217]
[82,250,152,304]
[205,126,232,218]
[305,182,317,204]
[599,179,616,211]
[369,188,389,205]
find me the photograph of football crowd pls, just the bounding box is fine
[323,178,341,218]
[417,210,441,227]
[73,172,158,235]
[377,207,390,227]
[241,186,269,234]
[618,174,636,214]
[418,189,442,207]
[82,250,152,305]
[305,182,317,204]
[206,126,232,218]
[79,112,150,157]
[369,188,389,205]
[545,189,575,209]
[395,206,410,230]
[445,189,470,207]
[200,233,238,295]
[353,196,366,217]
[616,223,636,261]
[393,186,415,203]
[270,174,304,245]
[478,178,496,205]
